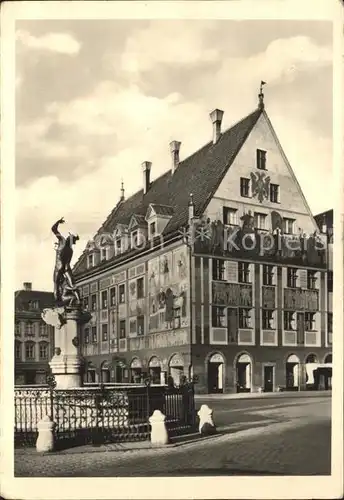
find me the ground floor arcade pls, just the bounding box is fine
[82,347,332,394]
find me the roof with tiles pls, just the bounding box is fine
[74,106,263,275]
[15,288,54,317]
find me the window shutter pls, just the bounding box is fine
[225,261,238,282]
[272,266,277,286]
[282,267,287,288]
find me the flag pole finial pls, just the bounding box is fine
[258,80,267,110]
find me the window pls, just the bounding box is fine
[262,310,274,330]
[39,323,48,337]
[131,230,138,247]
[119,284,125,303]
[31,300,39,310]
[91,294,97,311]
[270,184,279,203]
[263,265,274,286]
[240,177,250,197]
[327,271,333,293]
[83,296,89,311]
[101,248,107,261]
[39,342,48,360]
[256,149,267,170]
[254,212,267,230]
[239,308,252,328]
[238,262,250,283]
[137,277,144,299]
[283,218,295,234]
[110,287,116,307]
[212,306,226,328]
[25,342,35,360]
[25,322,34,337]
[15,341,22,360]
[212,259,225,281]
[307,271,317,290]
[84,328,90,344]
[137,315,144,336]
[287,268,298,288]
[328,313,333,333]
[223,207,238,226]
[92,326,97,343]
[284,311,295,330]
[173,308,181,329]
[305,312,315,331]
[119,320,126,339]
[88,254,93,268]
[15,322,20,336]
[101,290,108,309]
[101,324,108,341]
[150,222,156,237]
[116,239,122,253]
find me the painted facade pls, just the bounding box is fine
[74,100,332,393]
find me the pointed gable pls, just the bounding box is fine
[74,108,262,275]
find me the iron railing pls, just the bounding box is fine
[14,380,197,449]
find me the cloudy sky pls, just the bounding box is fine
[15,19,333,292]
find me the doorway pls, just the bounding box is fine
[208,353,225,394]
[286,354,300,391]
[263,365,274,392]
[236,353,252,393]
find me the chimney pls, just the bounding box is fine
[142,161,152,194]
[209,109,224,144]
[170,141,181,174]
[188,193,195,221]
[23,282,32,291]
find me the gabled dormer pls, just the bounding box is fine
[145,204,174,239]
[128,214,147,249]
[86,239,100,269]
[113,223,129,256]
[97,232,115,263]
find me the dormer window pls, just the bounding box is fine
[100,248,107,261]
[150,222,156,237]
[115,238,122,255]
[88,254,94,268]
[131,230,139,248]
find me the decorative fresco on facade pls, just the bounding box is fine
[212,282,252,307]
[147,247,189,332]
[284,289,318,311]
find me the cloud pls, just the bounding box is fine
[16,30,81,55]
[15,22,333,290]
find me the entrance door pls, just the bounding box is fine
[208,363,223,394]
[264,366,274,392]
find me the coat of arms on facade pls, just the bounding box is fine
[250,171,270,203]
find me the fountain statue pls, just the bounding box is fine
[41,218,91,389]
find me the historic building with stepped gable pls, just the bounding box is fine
[73,90,332,394]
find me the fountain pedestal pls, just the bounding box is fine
[42,306,91,389]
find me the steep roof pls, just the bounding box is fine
[15,289,54,317]
[74,107,263,275]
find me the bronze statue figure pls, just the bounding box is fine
[52,217,81,307]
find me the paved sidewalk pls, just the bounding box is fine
[195,390,332,400]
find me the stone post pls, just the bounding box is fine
[36,415,56,453]
[198,404,216,435]
[42,306,91,389]
[149,410,169,446]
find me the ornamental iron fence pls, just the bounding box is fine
[14,380,196,449]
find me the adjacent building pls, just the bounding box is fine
[15,282,55,385]
[73,92,332,393]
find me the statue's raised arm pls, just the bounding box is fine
[52,217,66,242]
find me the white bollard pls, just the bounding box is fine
[198,404,216,435]
[149,409,169,446]
[36,415,56,453]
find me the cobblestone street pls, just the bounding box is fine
[15,395,331,477]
